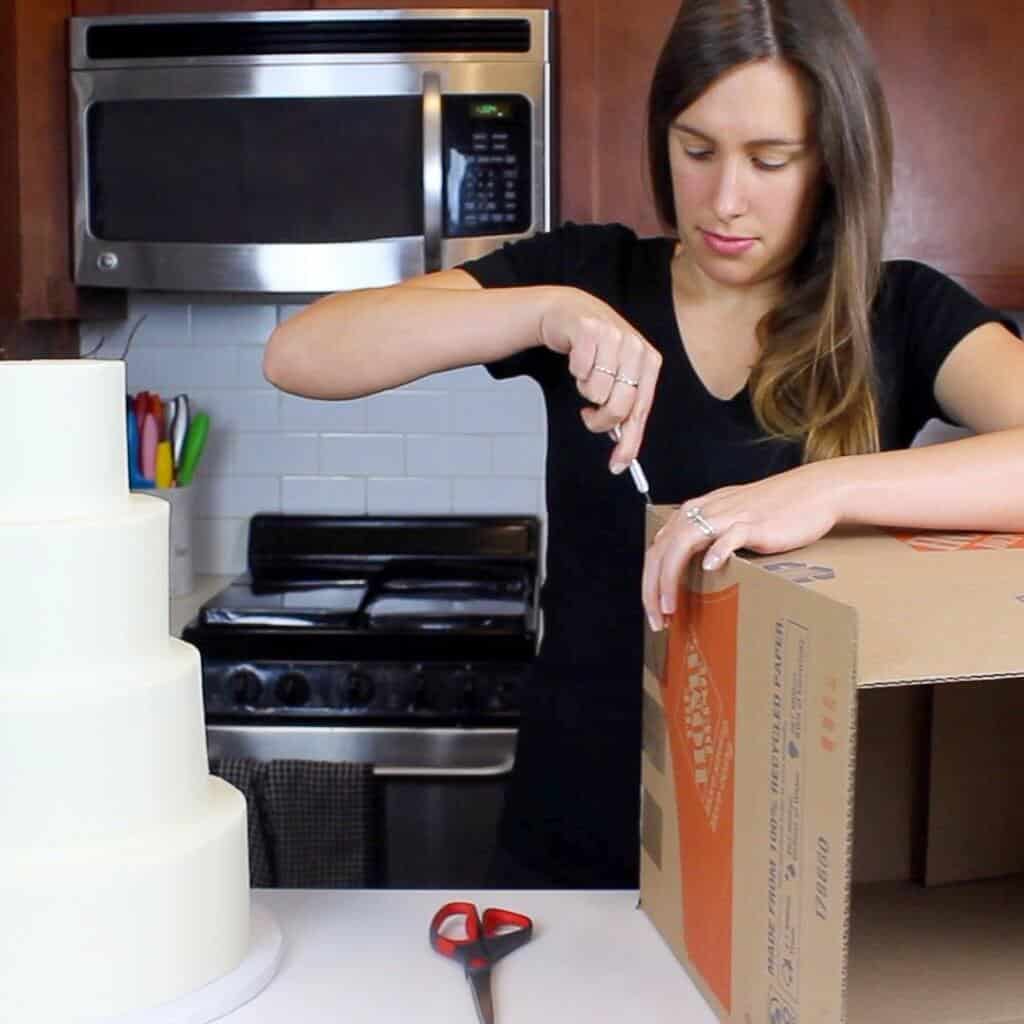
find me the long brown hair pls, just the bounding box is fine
[648,0,892,460]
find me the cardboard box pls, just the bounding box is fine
[640,508,1024,1024]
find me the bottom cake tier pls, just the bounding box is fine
[0,775,250,1022]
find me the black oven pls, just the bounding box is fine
[183,514,539,888]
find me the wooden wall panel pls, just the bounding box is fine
[3,0,81,320]
[0,319,80,360]
[848,0,1024,307]
[0,0,20,320]
[558,0,677,233]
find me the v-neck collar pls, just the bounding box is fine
[657,237,751,410]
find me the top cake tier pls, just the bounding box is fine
[0,359,128,520]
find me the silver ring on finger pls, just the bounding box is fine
[614,373,640,388]
[685,506,716,538]
[593,364,617,378]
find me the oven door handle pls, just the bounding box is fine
[373,754,515,779]
[205,724,517,775]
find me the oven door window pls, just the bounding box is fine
[86,97,424,244]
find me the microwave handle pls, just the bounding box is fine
[422,71,443,274]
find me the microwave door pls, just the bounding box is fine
[72,65,436,292]
[71,61,548,293]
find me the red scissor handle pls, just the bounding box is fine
[430,901,482,959]
[429,902,533,969]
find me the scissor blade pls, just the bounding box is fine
[467,967,495,1024]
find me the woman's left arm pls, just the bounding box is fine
[643,322,1024,630]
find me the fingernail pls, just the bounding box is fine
[703,553,721,571]
[610,462,627,475]
[660,596,674,615]
[647,614,659,633]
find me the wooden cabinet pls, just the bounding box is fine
[2,0,77,322]
[4,0,1023,359]
[847,0,1024,308]
[557,0,677,234]
[1,0,87,356]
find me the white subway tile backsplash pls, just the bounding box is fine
[368,477,452,514]
[368,390,450,433]
[320,434,405,476]
[193,476,281,519]
[237,346,271,389]
[169,346,241,390]
[127,294,192,344]
[912,418,973,446]
[454,384,542,434]
[222,432,319,476]
[195,389,281,432]
[193,429,231,479]
[194,517,250,576]
[408,364,494,391]
[82,295,191,355]
[122,347,191,392]
[277,304,307,325]
[493,434,546,476]
[407,434,491,476]
[79,293,547,573]
[281,392,367,431]
[282,476,366,514]
[453,477,539,514]
[191,301,277,347]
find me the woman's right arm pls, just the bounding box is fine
[263,269,555,400]
[262,266,662,463]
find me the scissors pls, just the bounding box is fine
[429,901,533,1024]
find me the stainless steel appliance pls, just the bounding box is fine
[182,514,539,888]
[69,9,552,293]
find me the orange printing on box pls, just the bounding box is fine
[662,585,738,1012]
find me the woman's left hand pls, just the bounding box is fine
[642,462,843,631]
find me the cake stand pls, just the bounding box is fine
[106,899,284,1024]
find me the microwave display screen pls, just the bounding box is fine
[443,94,532,238]
[86,97,425,244]
[469,100,515,120]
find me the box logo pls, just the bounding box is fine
[888,529,1024,552]
[663,584,739,1012]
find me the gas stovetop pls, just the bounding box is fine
[183,514,540,726]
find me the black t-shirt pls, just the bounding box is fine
[460,221,1018,886]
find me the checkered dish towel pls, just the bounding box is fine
[210,758,377,888]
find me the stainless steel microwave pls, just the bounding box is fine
[69,9,552,293]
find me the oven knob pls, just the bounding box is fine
[482,681,517,713]
[458,671,481,711]
[228,668,263,708]
[276,672,311,707]
[340,671,375,708]
[421,677,462,714]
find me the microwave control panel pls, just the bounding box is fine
[443,95,533,238]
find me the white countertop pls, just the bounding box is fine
[228,889,717,1023]
[170,574,234,637]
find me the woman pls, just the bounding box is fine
[263,0,1024,888]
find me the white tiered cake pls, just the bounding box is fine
[0,360,250,1021]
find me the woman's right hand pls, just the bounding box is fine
[538,287,662,470]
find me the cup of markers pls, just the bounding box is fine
[127,391,208,596]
